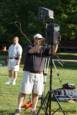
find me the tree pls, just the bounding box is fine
[0,0,77,46]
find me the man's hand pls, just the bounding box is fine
[49,44,58,55]
[28,46,42,54]
[16,59,21,65]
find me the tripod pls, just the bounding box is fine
[36,55,66,115]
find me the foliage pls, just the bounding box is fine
[0,0,77,45]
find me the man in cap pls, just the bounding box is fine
[14,33,57,115]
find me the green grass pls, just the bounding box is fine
[0,59,77,114]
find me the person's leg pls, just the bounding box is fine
[9,70,13,77]
[14,71,33,115]
[31,73,44,112]
[5,70,13,84]
[17,93,26,110]
[12,71,18,85]
[14,93,25,115]
[32,93,39,111]
[12,62,19,85]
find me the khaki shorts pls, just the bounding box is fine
[20,71,44,96]
[8,59,19,71]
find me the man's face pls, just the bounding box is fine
[13,36,19,44]
[34,38,43,46]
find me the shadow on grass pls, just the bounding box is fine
[0,110,13,115]
[59,54,77,60]
[0,110,32,115]
[0,109,77,115]
[63,61,77,70]
[54,61,77,70]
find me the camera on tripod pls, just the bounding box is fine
[37,7,66,115]
[38,7,54,21]
[38,7,60,46]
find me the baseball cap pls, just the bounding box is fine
[33,33,45,39]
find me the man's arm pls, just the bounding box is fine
[49,44,58,55]
[28,46,42,54]
[52,44,58,55]
[16,46,23,65]
[16,56,21,65]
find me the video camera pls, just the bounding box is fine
[38,7,60,45]
[38,7,54,21]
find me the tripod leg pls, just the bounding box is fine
[36,92,49,115]
[44,92,50,115]
[52,92,66,115]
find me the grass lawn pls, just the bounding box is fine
[0,57,77,114]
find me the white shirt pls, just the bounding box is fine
[8,43,22,58]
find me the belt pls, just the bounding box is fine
[9,57,18,60]
[31,71,43,74]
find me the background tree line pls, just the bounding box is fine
[0,0,77,48]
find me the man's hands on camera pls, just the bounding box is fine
[28,46,42,54]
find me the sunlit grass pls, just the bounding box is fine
[0,57,77,114]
